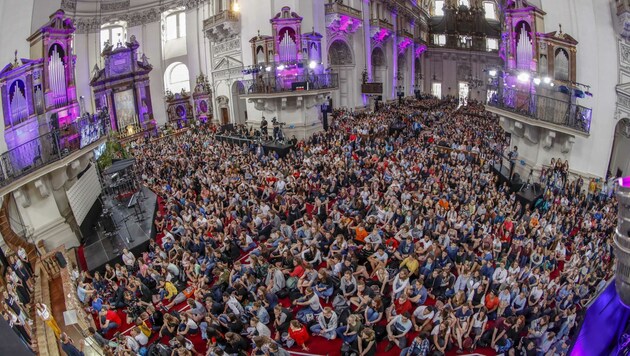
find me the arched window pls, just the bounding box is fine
[459,0,470,7]
[484,1,497,20]
[164,62,190,93]
[434,1,445,16]
[329,40,353,66]
[100,22,126,50]
[554,48,569,81]
[164,8,186,40]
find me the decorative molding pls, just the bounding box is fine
[620,40,630,66]
[212,37,241,57]
[61,0,76,11]
[72,0,208,33]
[101,0,130,12]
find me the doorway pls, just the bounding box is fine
[221,108,229,125]
[608,118,630,178]
[458,82,469,107]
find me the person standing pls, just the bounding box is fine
[60,332,84,356]
[36,302,62,338]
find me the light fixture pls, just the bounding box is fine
[543,76,551,84]
[517,72,530,83]
[533,77,541,85]
[265,66,271,72]
[308,60,317,69]
[278,64,285,71]
[489,69,497,77]
[232,0,240,12]
[550,82,555,87]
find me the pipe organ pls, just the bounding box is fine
[9,82,28,124]
[279,30,297,63]
[516,24,532,70]
[48,45,68,107]
[0,10,80,172]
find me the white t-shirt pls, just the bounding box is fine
[413,306,435,321]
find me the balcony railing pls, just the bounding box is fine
[0,119,108,187]
[203,9,240,29]
[370,18,394,31]
[397,29,414,39]
[487,87,592,134]
[325,2,362,19]
[238,73,339,95]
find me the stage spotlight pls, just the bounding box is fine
[265,66,271,72]
[517,72,530,82]
[533,77,541,85]
[543,76,551,84]
[309,60,317,69]
[278,64,285,71]
[489,69,497,77]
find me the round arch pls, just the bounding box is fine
[231,81,247,125]
[608,118,630,178]
[164,62,190,93]
[328,40,354,66]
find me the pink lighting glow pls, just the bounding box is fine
[398,38,412,54]
[415,44,427,58]
[373,28,390,42]
[619,176,630,189]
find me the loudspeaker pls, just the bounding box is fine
[55,251,67,268]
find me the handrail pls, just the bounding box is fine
[370,18,394,31]
[0,117,108,187]
[203,9,240,28]
[397,29,414,39]
[487,87,592,134]
[325,2,362,18]
[238,73,339,95]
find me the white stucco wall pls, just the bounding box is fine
[536,0,618,178]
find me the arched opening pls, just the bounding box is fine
[329,40,354,108]
[371,47,385,83]
[398,54,407,92]
[231,81,247,125]
[608,118,630,178]
[164,62,190,93]
[329,40,353,66]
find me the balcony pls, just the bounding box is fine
[203,10,240,42]
[486,87,592,136]
[397,29,414,39]
[238,73,339,97]
[325,2,362,33]
[370,18,394,42]
[0,119,108,189]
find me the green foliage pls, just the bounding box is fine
[97,140,129,170]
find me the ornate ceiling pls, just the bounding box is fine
[60,0,208,33]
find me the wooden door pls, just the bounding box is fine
[221,108,229,125]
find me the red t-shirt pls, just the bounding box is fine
[289,325,310,345]
[106,310,122,325]
[394,298,413,316]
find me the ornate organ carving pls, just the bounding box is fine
[0,10,80,172]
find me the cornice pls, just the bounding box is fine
[66,0,207,33]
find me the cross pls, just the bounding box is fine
[558,24,563,34]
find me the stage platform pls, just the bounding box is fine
[492,163,543,207]
[82,186,157,272]
[214,134,294,158]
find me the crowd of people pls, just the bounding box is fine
[1,247,36,351]
[69,97,616,356]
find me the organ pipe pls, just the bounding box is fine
[516,27,532,71]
